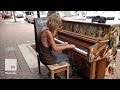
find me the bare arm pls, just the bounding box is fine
[46,30,75,51]
[56,43,68,46]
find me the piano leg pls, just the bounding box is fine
[90,61,96,79]
[96,58,108,79]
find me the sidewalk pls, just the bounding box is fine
[0,18,49,79]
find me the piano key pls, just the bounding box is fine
[75,47,88,55]
[54,38,88,55]
[54,38,64,44]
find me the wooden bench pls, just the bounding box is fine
[46,62,70,79]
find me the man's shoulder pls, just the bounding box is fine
[42,26,49,31]
[45,29,51,34]
[41,29,52,38]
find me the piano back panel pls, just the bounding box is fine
[62,19,111,42]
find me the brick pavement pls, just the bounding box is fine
[0,18,120,79]
[0,18,40,79]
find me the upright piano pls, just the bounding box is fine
[55,16,120,79]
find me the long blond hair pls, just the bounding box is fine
[46,13,61,35]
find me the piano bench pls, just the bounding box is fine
[46,62,70,79]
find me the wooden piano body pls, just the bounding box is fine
[56,17,120,79]
[34,16,120,79]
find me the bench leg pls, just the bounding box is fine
[51,71,54,79]
[67,66,69,79]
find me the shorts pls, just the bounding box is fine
[52,51,69,64]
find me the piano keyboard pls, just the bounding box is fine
[54,38,88,55]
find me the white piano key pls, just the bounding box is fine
[75,47,88,55]
[54,38,64,44]
[54,38,88,55]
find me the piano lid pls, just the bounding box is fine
[61,16,120,27]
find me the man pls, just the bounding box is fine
[39,13,76,79]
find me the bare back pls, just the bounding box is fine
[39,26,57,65]
[40,27,50,48]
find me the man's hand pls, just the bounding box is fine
[68,44,76,49]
